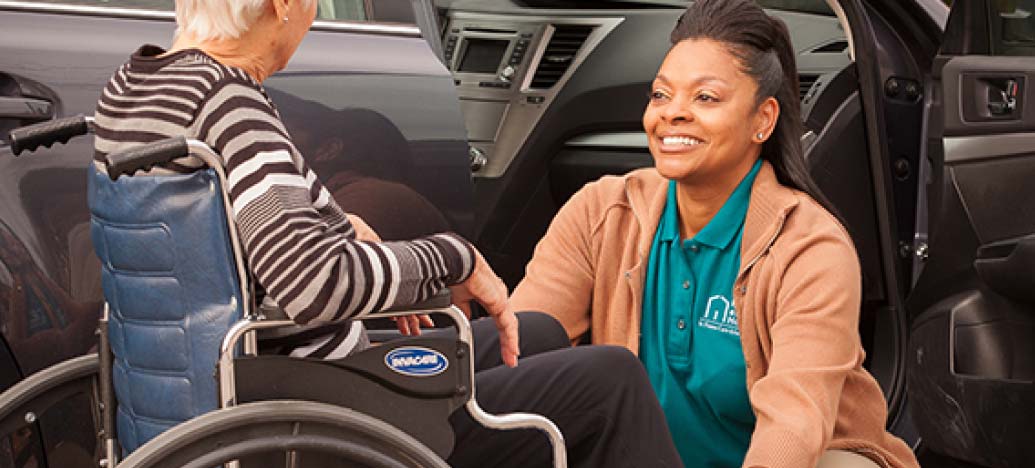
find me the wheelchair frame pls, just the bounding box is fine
[1,115,567,468]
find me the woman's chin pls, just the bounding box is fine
[653,160,695,181]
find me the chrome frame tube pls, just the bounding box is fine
[98,303,119,468]
[185,141,253,321]
[217,306,567,468]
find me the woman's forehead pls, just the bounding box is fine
[657,39,750,86]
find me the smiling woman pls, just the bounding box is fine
[509,0,922,467]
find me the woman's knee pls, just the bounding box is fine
[815,450,882,468]
[516,311,570,354]
[566,345,649,383]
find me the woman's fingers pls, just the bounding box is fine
[494,309,520,367]
[345,213,381,242]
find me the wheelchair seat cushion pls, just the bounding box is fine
[88,165,245,454]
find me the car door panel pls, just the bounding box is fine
[906,4,1035,466]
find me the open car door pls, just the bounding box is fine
[906,1,1034,466]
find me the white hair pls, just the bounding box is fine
[175,0,315,41]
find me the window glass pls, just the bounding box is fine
[316,0,368,21]
[992,0,1035,55]
[17,0,173,11]
[13,0,389,23]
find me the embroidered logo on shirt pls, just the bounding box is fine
[698,295,740,336]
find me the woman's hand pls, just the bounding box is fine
[346,213,380,242]
[450,251,519,367]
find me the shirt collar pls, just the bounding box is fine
[658,159,763,250]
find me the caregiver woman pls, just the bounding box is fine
[508,1,921,467]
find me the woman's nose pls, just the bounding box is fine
[661,98,693,123]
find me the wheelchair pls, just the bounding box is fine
[0,116,567,468]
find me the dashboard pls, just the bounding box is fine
[438,0,852,181]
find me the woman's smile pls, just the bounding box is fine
[657,133,707,153]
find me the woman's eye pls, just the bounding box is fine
[649,90,669,101]
[696,93,719,102]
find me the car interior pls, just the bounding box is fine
[424,0,914,435]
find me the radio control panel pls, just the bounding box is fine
[443,12,623,179]
[444,21,544,91]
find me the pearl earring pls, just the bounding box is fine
[283,16,289,23]
[756,132,765,140]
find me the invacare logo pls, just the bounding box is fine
[385,347,449,377]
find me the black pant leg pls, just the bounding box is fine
[448,345,681,468]
[427,311,570,372]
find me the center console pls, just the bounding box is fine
[443,12,622,178]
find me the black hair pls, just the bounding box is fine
[670,0,837,216]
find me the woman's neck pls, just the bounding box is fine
[674,158,757,239]
[166,29,276,82]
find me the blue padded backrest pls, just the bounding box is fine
[88,165,244,454]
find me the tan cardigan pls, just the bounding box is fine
[509,162,919,468]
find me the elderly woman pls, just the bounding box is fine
[92,0,683,466]
[510,1,921,467]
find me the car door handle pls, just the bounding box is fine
[0,96,53,120]
[988,79,1018,115]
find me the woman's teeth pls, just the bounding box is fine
[662,136,702,146]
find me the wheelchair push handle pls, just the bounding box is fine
[104,136,189,181]
[8,115,90,156]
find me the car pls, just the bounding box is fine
[0,0,1032,467]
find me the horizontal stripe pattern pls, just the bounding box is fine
[93,46,475,355]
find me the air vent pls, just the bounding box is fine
[530,25,594,89]
[811,40,849,53]
[799,74,820,100]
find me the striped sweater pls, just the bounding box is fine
[94,45,475,332]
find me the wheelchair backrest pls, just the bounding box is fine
[87,164,245,454]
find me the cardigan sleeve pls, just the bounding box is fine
[508,184,598,343]
[742,216,863,468]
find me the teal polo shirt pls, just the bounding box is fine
[640,159,761,467]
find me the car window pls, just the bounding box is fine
[316,0,367,21]
[992,0,1035,55]
[11,0,410,23]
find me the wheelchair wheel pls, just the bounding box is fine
[0,353,99,439]
[118,400,450,468]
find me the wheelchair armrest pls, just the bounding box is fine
[256,290,454,344]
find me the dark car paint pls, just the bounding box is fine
[0,6,471,466]
[1,1,1032,467]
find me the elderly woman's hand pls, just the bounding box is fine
[346,213,380,242]
[449,250,519,367]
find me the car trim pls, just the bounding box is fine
[945,133,1035,163]
[565,132,648,150]
[826,0,855,61]
[0,1,422,37]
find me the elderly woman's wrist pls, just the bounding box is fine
[426,232,477,284]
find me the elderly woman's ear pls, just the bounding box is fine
[268,0,294,24]
[274,0,318,24]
